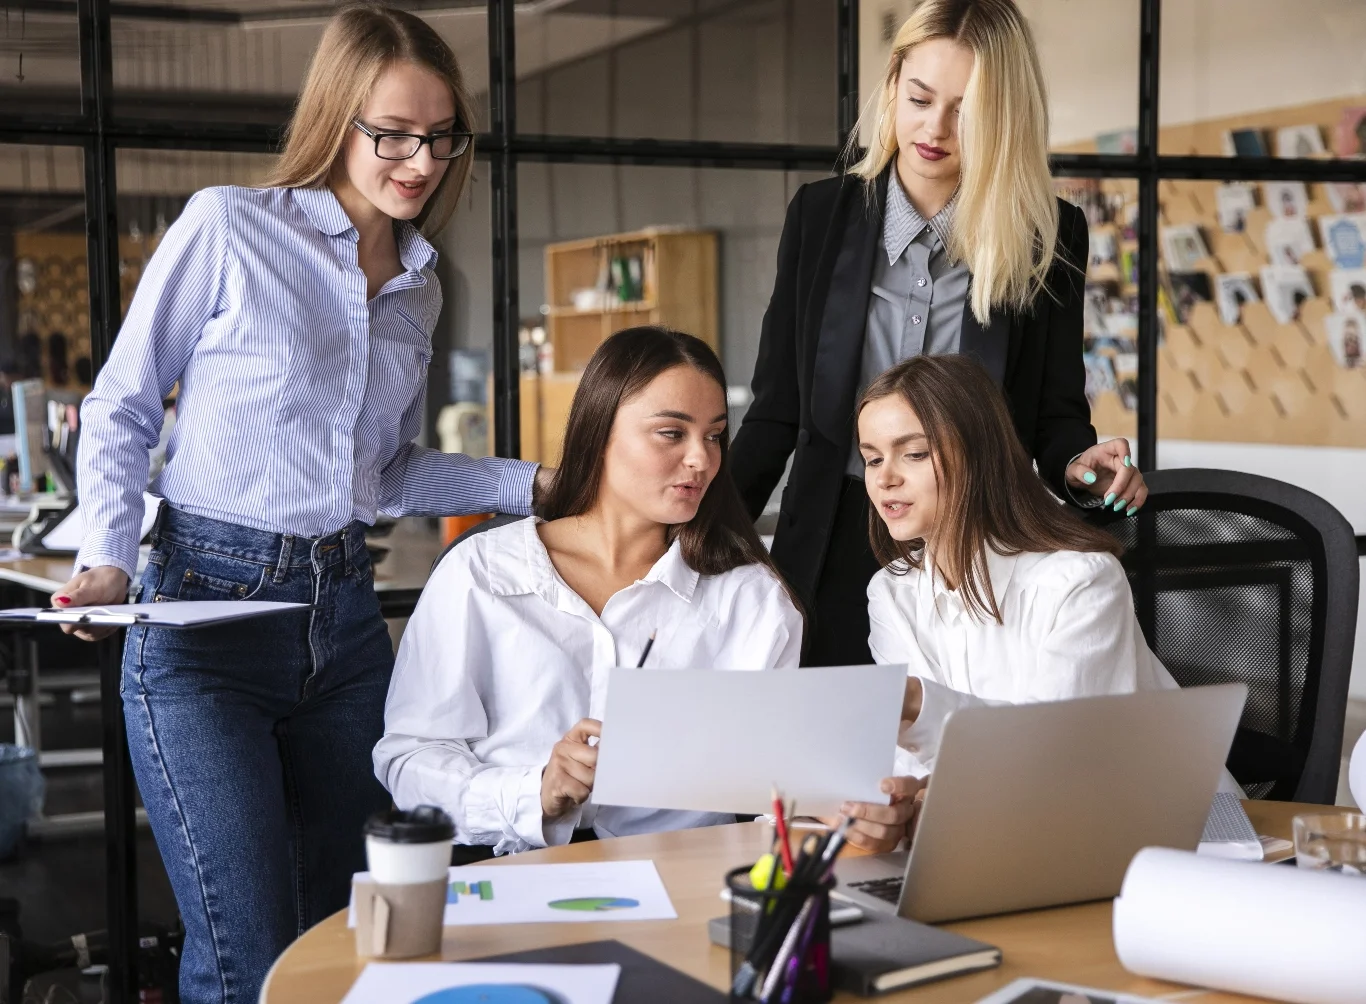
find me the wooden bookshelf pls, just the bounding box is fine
[522,227,719,465]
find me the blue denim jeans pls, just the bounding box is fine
[122,506,394,1004]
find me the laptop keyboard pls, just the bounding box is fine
[846,876,904,904]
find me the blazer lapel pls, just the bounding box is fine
[810,171,885,446]
[958,285,1011,386]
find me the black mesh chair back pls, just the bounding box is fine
[431,513,527,574]
[1088,469,1358,803]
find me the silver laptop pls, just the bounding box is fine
[836,683,1247,924]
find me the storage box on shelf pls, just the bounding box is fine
[521,228,719,466]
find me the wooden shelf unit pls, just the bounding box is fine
[523,228,719,465]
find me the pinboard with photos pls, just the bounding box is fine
[1060,95,1366,449]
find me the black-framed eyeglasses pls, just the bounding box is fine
[352,119,472,161]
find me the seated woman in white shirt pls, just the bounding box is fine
[838,353,1218,852]
[374,325,803,857]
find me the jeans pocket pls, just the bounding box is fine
[156,546,268,602]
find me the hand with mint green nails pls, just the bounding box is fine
[1065,437,1148,516]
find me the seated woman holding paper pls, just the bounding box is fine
[837,354,1231,852]
[374,326,803,856]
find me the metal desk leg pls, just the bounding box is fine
[100,632,138,1004]
[11,634,40,752]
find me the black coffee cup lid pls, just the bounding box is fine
[364,805,454,844]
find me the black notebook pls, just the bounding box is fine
[831,910,1001,996]
[476,938,725,1003]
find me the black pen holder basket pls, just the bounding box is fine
[726,864,834,1003]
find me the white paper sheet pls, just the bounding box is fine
[975,977,1166,1003]
[1114,847,1366,1004]
[592,664,906,817]
[0,600,308,628]
[340,962,620,1004]
[348,860,677,928]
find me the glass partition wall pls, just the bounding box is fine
[4,2,1365,999]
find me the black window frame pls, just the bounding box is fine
[3,2,1364,999]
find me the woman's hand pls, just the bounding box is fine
[50,566,132,642]
[902,676,924,726]
[835,775,928,853]
[541,718,600,819]
[1065,438,1147,516]
[532,465,557,507]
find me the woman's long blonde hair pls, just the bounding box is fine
[848,0,1058,324]
[266,2,475,236]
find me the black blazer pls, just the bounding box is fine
[729,169,1097,605]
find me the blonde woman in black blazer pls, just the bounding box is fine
[730,0,1148,665]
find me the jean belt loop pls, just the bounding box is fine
[150,500,169,546]
[342,525,356,577]
[274,534,293,584]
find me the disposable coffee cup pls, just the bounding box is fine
[364,805,454,883]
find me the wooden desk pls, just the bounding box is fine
[262,800,1351,1004]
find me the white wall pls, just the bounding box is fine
[859,0,1366,146]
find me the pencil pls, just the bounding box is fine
[772,785,795,877]
[636,630,656,668]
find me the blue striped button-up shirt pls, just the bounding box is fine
[76,185,536,578]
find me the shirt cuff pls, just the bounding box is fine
[498,459,539,517]
[898,676,979,770]
[1062,451,1105,509]
[542,804,584,847]
[75,530,139,582]
[465,764,550,852]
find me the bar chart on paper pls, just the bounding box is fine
[349,860,676,927]
[449,880,495,904]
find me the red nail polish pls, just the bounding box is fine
[55,596,70,605]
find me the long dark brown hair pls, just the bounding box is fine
[858,354,1121,623]
[539,326,784,584]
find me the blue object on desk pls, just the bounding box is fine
[0,744,44,858]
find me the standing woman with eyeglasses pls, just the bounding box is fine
[48,6,542,1002]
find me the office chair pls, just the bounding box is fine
[1088,468,1359,803]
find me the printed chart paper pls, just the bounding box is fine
[340,962,620,1004]
[348,860,677,928]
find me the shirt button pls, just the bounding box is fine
[912,314,923,325]
[916,277,928,287]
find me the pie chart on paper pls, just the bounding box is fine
[546,896,641,912]
[411,986,567,1004]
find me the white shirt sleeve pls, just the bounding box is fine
[374,554,553,854]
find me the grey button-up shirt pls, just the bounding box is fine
[847,177,971,477]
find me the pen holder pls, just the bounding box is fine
[726,864,833,1003]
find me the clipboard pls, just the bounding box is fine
[0,600,311,628]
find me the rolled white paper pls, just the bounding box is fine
[1350,730,1366,811]
[1113,847,1366,1004]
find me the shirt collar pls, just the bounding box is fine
[924,545,1020,618]
[883,174,956,266]
[293,185,354,237]
[292,185,438,273]
[488,518,700,605]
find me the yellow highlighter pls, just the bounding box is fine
[749,852,788,893]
